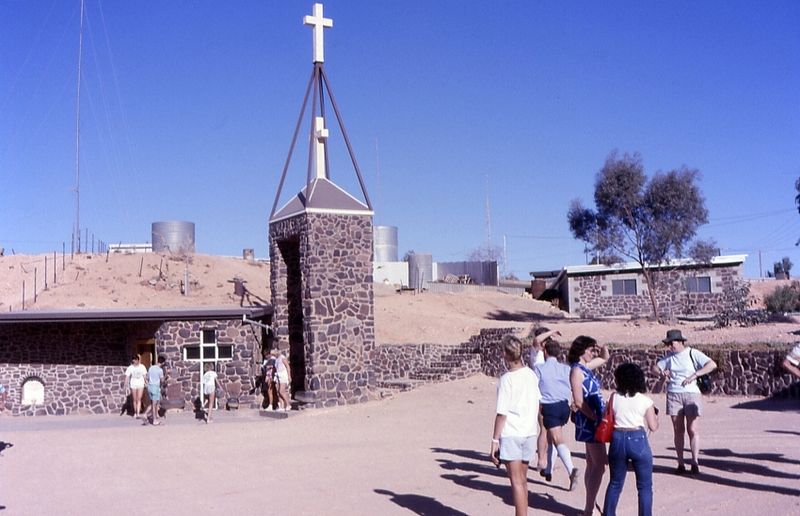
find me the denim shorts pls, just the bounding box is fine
[147,384,161,402]
[541,400,571,429]
[499,435,536,463]
[666,391,703,417]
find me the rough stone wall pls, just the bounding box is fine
[573,266,740,319]
[0,322,134,365]
[155,319,261,407]
[0,318,264,415]
[0,363,124,415]
[270,212,375,407]
[473,328,799,398]
[376,328,799,399]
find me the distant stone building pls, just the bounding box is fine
[538,254,747,319]
[0,307,271,415]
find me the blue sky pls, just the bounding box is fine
[2,1,799,279]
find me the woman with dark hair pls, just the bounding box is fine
[568,336,610,516]
[603,363,659,516]
[490,334,542,516]
[124,355,147,419]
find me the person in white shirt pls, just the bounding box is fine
[124,355,148,419]
[490,334,541,516]
[602,363,659,516]
[654,329,716,475]
[782,343,800,378]
[273,349,292,412]
[529,327,558,472]
[202,362,222,423]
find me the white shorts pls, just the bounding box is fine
[499,435,536,463]
[130,379,145,390]
[276,371,289,385]
[204,385,216,396]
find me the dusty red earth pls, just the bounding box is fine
[1,375,798,515]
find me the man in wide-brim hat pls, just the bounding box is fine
[654,329,717,476]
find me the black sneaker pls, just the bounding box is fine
[539,470,552,482]
[690,464,700,475]
[675,465,687,475]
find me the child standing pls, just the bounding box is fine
[202,363,223,423]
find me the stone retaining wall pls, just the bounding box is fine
[376,328,799,398]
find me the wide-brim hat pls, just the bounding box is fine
[662,329,687,344]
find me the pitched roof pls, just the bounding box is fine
[270,177,372,222]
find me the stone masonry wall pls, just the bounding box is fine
[0,363,124,416]
[474,328,799,398]
[573,266,740,319]
[376,328,799,399]
[0,321,134,365]
[0,318,264,415]
[270,212,375,407]
[156,319,261,408]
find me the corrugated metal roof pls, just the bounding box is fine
[0,306,272,324]
[564,254,747,275]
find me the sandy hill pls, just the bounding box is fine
[0,252,270,311]
[1,253,797,347]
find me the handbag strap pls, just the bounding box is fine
[689,348,700,373]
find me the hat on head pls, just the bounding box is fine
[662,329,687,344]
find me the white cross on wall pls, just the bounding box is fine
[304,3,333,64]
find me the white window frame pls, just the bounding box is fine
[182,328,234,362]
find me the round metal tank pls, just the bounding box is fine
[374,225,398,262]
[151,221,195,254]
[408,253,433,290]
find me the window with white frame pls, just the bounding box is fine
[611,278,637,296]
[685,276,712,293]
[183,328,234,361]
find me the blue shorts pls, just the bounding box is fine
[148,384,161,402]
[541,400,571,429]
[499,435,536,463]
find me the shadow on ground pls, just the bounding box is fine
[730,397,800,412]
[653,451,800,497]
[374,489,468,516]
[431,447,577,514]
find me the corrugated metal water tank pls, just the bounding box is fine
[151,221,195,254]
[408,253,433,290]
[374,225,398,262]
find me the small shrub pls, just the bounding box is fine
[764,283,800,313]
[715,281,768,327]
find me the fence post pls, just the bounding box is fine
[44,256,48,290]
[34,268,37,303]
[22,281,25,310]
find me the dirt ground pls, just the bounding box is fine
[1,375,798,515]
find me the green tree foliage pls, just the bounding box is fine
[568,151,712,320]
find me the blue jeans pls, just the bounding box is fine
[603,428,653,516]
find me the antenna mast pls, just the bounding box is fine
[485,174,492,252]
[74,0,85,254]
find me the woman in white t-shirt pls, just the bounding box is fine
[490,334,541,516]
[124,355,148,419]
[602,363,659,516]
[202,363,222,423]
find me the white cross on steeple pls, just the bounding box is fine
[303,3,333,64]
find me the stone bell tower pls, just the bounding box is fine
[269,3,374,407]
